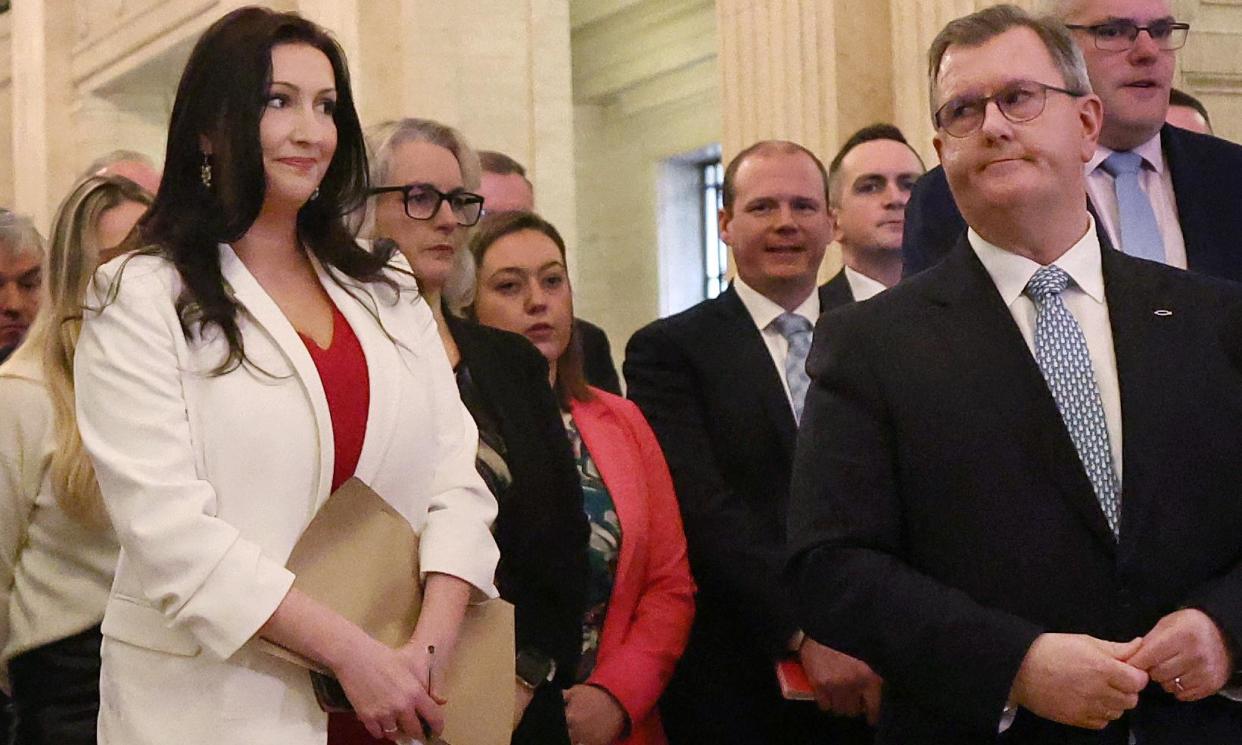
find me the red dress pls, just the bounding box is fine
[298,305,378,745]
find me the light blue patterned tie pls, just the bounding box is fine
[772,312,813,423]
[1100,151,1165,264]
[1025,266,1122,537]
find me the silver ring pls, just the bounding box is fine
[382,725,400,734]
[1174,676,1185,692]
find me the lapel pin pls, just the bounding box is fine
[1153,309,1173,317]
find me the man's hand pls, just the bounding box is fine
[1128,608,1235,701]
[799,638,883,725]
[1010,633,1147,730]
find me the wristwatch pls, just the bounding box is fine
[515,649,557,690]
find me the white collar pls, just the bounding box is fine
[843,267,888,301]
[733,275,820,330]
[968,218,1106,306]
[1088,129,1165,176]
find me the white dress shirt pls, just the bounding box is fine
[843,267,888,302]
[733,276,820,413]
[1086,133,1187,270]
[968,221,1124,481]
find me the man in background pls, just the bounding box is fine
[0,211,44,366]
[825,124,925,299]
[1166,87,1213,135]
[627,140,877,745]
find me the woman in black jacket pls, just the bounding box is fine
[349,117,588,745]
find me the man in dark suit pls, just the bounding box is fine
[790,7,1242,744]
[827,124,926,299]
[476,149,622,394]
[625,140,876,744]
[902,0,1242,282]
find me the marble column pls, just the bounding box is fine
[10,0,77,229]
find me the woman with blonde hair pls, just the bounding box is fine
[357,117,589,745]
[0,173,151,745]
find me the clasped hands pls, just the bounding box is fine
[1011,608,1235,730]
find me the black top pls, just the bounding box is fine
[445,314,589,742]
[577,317,621,395]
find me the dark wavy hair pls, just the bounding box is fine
[466,210,593,407]
[134,6,392,373]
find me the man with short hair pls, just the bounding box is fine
[826,124,926,297]
[790,6,1242,743]
[626,140,876,745]
[1166,87,1213,135]
[476,149,622,395]
[903,0,1242,282]
[0,210,44,365]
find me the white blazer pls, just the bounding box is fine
[74,245,498,745]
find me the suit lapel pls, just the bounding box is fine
[219,245,334,502]
[715,286,798,455]
[921,240,1118,551]
[318,264,401,492]
[1161,124,1211,274]
[1100,250,1172,553]
[819,270,855,311]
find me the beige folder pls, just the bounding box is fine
[259,477,515,745]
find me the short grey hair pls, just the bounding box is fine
[927,4,1093,123]
[360,118,480,315]
[0,209,45,262]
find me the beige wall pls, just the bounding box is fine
[572,0,720,360]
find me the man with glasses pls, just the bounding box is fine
[902,0,1242,282]
[789,5,1242,743]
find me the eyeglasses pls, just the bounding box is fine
[368,184,485,226]
[934,80,1084,138]
[1065,20,1190,51]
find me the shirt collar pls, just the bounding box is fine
[843,267,888,302]
[968,218,1106,306]
[1088,129,1166,176]
[733,275,821,331]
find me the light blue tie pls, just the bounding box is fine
[1025,266,1122,537]
[1100,151,1165,264]
[772,312,813,423]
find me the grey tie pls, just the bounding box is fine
[771,312,813,423]
[1025,265,1122,537]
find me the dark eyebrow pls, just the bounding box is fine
[269,80,337,97]
[19,267,41,281]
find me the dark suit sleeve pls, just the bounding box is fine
[624,323,799,656]
[902,166,967,278]
[787,304,1043,731]
[577,319,622,395]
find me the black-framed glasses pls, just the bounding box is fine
[934,80,1084,138]
[368,183,485,226]
[1065,20,1190,51]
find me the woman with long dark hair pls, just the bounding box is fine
[72,8,498,744]
[0,174,150,745]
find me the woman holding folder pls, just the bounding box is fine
[72,8,498,745]
[469,211,696,745]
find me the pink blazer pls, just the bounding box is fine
[570,388,695,745]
